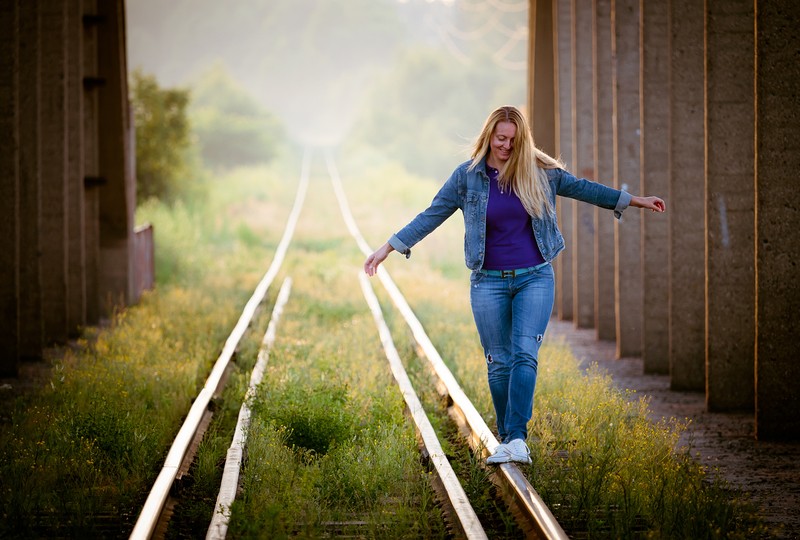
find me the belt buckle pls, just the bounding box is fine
[501,269,515,278]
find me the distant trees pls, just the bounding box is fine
[130,67,286,204]
[131,70,192,204]
[189,65,284,170]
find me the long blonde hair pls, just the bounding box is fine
[468,106,562,218]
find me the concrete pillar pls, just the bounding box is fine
[640,0,670,374]
[754,0,800,440]
[67,0,86,335]
[40,0,69,344]
[612,0,643,358]
[572,0,596,329]
[530,0,557,159]
[705,0,755,411]
[593,0,616,342]
[668,0,705,390]
[83,0,100,324]
[97,0,134,312]
[0,1,20,376]
[18,0,43,359]
[555,0,574,321]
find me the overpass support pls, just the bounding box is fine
[754,1,800,439]
[592,0,615,342]
[529,0,800,438]
[0,0,135,376]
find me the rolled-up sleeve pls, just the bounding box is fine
[614,190,632,219]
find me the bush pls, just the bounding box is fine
[130,70,195,204]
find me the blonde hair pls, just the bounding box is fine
[468,106,562,218]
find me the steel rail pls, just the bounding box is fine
[206,277,293,540]
[326,150,568,540]
[359,272,488,540]
[129,151,311,540]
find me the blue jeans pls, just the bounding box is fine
[469,264,555,442]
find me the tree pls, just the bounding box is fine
[131,70,192,203]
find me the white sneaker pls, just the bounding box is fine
[486,438,531,465]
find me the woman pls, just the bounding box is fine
[364,106,665,464]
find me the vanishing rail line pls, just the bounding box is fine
[129,151,310,540]
[327,150,568,540]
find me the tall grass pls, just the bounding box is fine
[0,161,295,537]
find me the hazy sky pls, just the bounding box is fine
[126,0,528,146]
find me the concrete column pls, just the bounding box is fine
[555,0,574,321]
[83,0,100,324]
[572,0,596,329]
[593,0,616,342]
[67,0,86,336]
[612,0,643,358]
[0,1,20,376]
[705,0,755,411]
[97,0,134,312]
[40,0,69,343]
[18,0,43,359]
[530,0,556,158]
[640,0,670,374]
[668,0,705,390]
[755,0,800,440]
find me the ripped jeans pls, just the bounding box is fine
[469,264,554,442]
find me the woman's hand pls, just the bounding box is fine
[364,242,394,276]
[631,195,666,213]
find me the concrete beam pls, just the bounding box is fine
[18,0,43,359]
[40,0,69,344]
[640,0,670,374]
[705,0,755,411]
[668,0,705,390]
[754,0,800,439]
[96,0,134,313]
[83,0,100,324]
[67,0,86,336]
[612,0,643,358]
[0,0,20,376]
[593,0,616,342]
[555,0,574,321]
[530,0,557,158]
[572,0,596,329]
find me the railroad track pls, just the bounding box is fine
[129,151,567,539]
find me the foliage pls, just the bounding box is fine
[189,65,285,170]
[130,70,196,204]
[347,45,527,180]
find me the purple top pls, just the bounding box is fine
[483,166,545,270]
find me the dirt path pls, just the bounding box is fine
[547,318,800,539]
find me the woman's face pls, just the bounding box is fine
[488,121,516,168]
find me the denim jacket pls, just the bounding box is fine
[388,159,632,272]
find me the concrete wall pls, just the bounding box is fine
[0,0,136,376]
